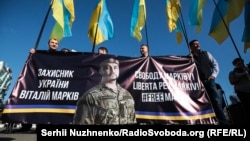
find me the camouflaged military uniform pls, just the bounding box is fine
[73,84,136,125]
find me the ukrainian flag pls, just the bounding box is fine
[50,0,75,41]
[88,0,114,45]
[189,0,206,33]
[209,0,246,44]
[130,0,146,42]
[166,0,182,44]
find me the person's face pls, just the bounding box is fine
[101,63,119,81]
[234,60,244,68]
[190,41,200,51]
[48,39,59,51]
[140,45,148,57]
[98,49,107,54]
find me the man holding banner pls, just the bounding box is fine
[188,39,229,125]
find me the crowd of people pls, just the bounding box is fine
[188,39,250,125]
[2,37,250,132]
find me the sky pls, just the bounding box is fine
[1,0,249,105]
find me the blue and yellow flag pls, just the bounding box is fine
[50,0,75,41]
[209,0,246,44]
[242,0,250,54]
[189,0,206,33]
[88,0,114,45]
[130,0,146,42]
[166,0,182,44]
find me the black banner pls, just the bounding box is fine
[2,51,217,124]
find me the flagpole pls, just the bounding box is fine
[212,0,243,59]
[178,8,190,54]
[91,5,102,53]
[144,11,149,46]
[34,0,54,50]
[176,5,194,63]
